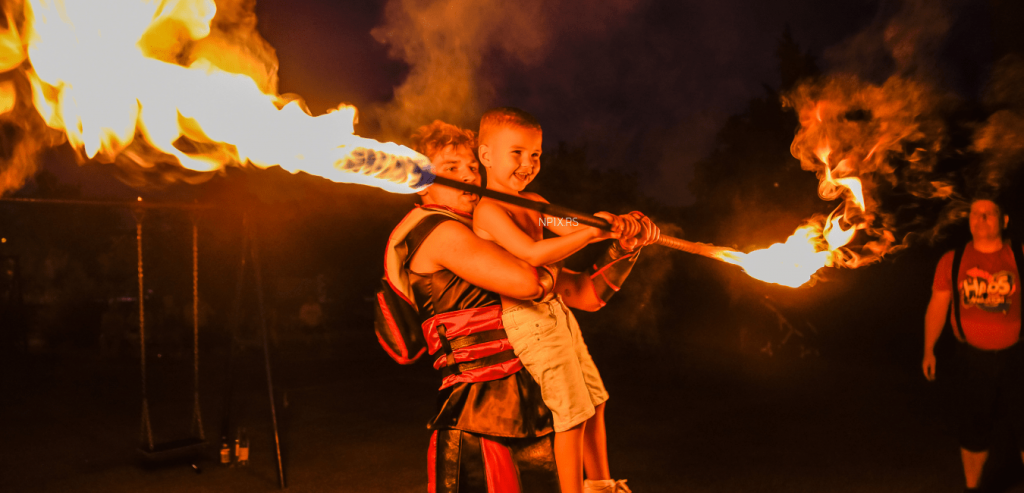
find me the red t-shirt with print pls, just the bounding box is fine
[933,241,1021,350]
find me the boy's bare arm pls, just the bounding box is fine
[473,200,615,267]
[520,192,639,240]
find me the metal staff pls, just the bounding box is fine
[430,176,720,259]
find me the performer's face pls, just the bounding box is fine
[479,125,542,194]
[969,199,1007,242]
[419,144,481,213]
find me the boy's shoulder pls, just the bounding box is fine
[475,197,511,215]
[520,191,548,204]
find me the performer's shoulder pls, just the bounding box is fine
[425,217,475,241]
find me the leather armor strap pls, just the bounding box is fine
[535,264,556,301]
[586,242,641,304]
[447,329,509,351]
[403,213,453,269]
[436,323,457,367]
[440,349,517,378]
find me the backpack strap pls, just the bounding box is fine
[376,212,458,365]
[1012,238,1024,291]
[403,214,453,269]
[951,243,966,341]
[1013,238,1024,334]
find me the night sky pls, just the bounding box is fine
[248,0,999,207]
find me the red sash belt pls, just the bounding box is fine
[422,306,522,389]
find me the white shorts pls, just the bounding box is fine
[501,296,609,432]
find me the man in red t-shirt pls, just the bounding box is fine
[923,198,1024,492]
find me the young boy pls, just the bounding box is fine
[473,107,636,493]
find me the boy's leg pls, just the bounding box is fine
[505,299,595,493]
[583,402,610,480]
[555,423,587,493]
[558,300,612,482]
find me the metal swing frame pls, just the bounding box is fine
[1,197,285,485]
[135,206,207,460]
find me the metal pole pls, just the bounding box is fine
[220,214,249,456]
[430,176,717,257]
[248,219,286,489]
[190,211,205,440]
[134,205,154,451]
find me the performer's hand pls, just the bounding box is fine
[615,213,642,240]
[922,352,937,382]
[619,212,660,252]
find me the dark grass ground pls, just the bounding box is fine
[2,310,1024,493]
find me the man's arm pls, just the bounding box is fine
[922,289,951,381]
[554,268,604,312]
[412,220,550,300]
[473,200,615,267]
[558,214,662,312]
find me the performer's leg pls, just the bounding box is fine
[555,423,587,493]
[961,448,988,490]
[583,402,610,480]
[954,344,998,491]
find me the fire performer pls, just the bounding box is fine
[923,197,1024,492]
[377,120,657,493]
[474,107,648,493]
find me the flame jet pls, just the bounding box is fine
[10,0,433,194]
[713,75,946,287]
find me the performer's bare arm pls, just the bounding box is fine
[558,213,663,312]
[410,220,548,300]
[473,199,618,267]
[922,288,951,381]
[555,269,604,312]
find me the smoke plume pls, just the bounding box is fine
[973,54,1024,193]
[368,0,637,141]
[775,0,1002,270]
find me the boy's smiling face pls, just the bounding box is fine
[480,125,543,193]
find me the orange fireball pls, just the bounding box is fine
[19,0,431,193]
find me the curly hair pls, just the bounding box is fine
[409,120,477,160]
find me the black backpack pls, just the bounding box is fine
[373,212,453,364]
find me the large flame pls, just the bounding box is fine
[11,0,432,193]
[713,218,851,289]
[716,160,862,288]
[714,76,940,288]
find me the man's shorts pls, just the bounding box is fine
[502,296,609,432]
[953,342,1024,452]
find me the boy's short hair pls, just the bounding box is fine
[409,120,477,160]
[478,107,542,145]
